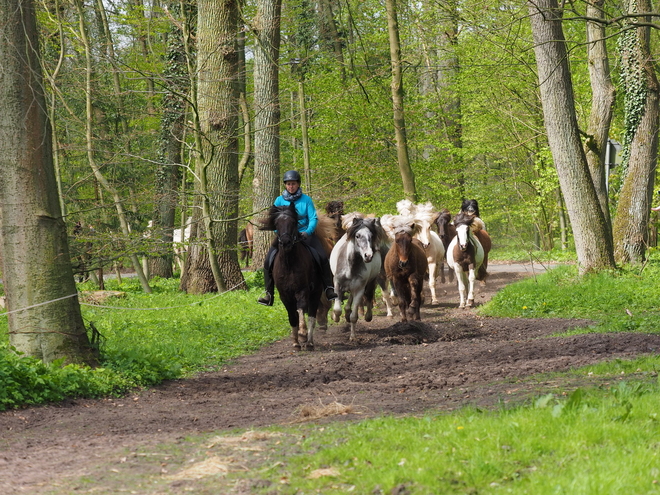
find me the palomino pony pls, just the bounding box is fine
[330,215,387,341]
[382,215,428,322]
[434,208,456,284]
[397,200,446,304]
[446,213,491,308]
[260,203,330,350]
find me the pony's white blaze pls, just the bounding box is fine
[456,223,470,250]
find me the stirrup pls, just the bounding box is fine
[257,292,274,307]
[325,287,338,301]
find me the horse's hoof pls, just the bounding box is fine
[293,343,301,350]
[318,325,327,332]
[431,299,439,305]
[332,314,340,323]
[467,299,474,307]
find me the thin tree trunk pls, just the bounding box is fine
[527,0,615,273]
[75,0,152,292]
[584,0,615,235]
[251,0,282,269]
[0,0,96,364]
[385,0,416,201]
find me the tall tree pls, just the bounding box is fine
[251,0,283,269]
[527,0,615,273]
[0,0,96,364]
[385,0,416,201]
[185,0,246,293]
[612,0,659,264]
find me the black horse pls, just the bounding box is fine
[260,204,325,350]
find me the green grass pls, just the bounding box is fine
[248,381,660,494]
[479,259,660,335]
[0,271,289,409]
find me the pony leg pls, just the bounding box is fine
[348,288,367,341]
[466,268,477,307]
[454,266,467,308]
[297,308,308,344]
[428,261,438,304]
[332,291,343,323]
[439,259,446,284]
[306,315,317,350]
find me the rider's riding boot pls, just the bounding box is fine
[257,291,274,307]
[321,259,338,301]
[325,286,338,301]
[257,252,276,306]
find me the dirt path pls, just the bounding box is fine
[2,264,660,494]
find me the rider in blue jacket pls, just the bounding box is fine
[257,170,339,306]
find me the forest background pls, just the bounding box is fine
[32,0,658,281]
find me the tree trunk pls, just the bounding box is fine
[584,0,615,235]
[527,0,615,274]
[385,0,416,201]
[318,0,346,82]
[613,0,659,264]
[0,0,96,365]
[150,1,191,279]
[251,0,282,269]
[191,0,246,292]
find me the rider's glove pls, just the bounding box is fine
[300,231,309,240]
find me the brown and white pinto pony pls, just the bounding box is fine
[446,213,491,308]
[382,215,429,322]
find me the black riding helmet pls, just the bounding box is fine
[283,170,301,183]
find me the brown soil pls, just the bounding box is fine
[2,266,660,494]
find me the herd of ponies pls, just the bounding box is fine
[257,199,492,350]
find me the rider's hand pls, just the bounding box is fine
[300,231,309,240]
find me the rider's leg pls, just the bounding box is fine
[305,235,338,301]
[257,246,277,306]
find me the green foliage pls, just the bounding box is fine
[0,343,135,410]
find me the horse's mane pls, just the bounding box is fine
[396,199,415,217]
[397,200,439,225]
[380,214,419,240]
[345,217,386,246]
[260,204,296,231]
[341,211,365,230]
[436,209,452,224]
[412,202,438,224]
[461,199,480,218]
[454,212,484,232]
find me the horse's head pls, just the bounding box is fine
[391,219,417,268]
[264,204,300,252]
[347,217,381,263]
[454,213,474,251]
[411,202,437,249]
[435,209,452,237]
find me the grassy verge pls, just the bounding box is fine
[0,271,289,410]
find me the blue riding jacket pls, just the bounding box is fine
[274,193,318,236]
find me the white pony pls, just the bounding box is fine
[446,213,487,308]
[396,200,446,304]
